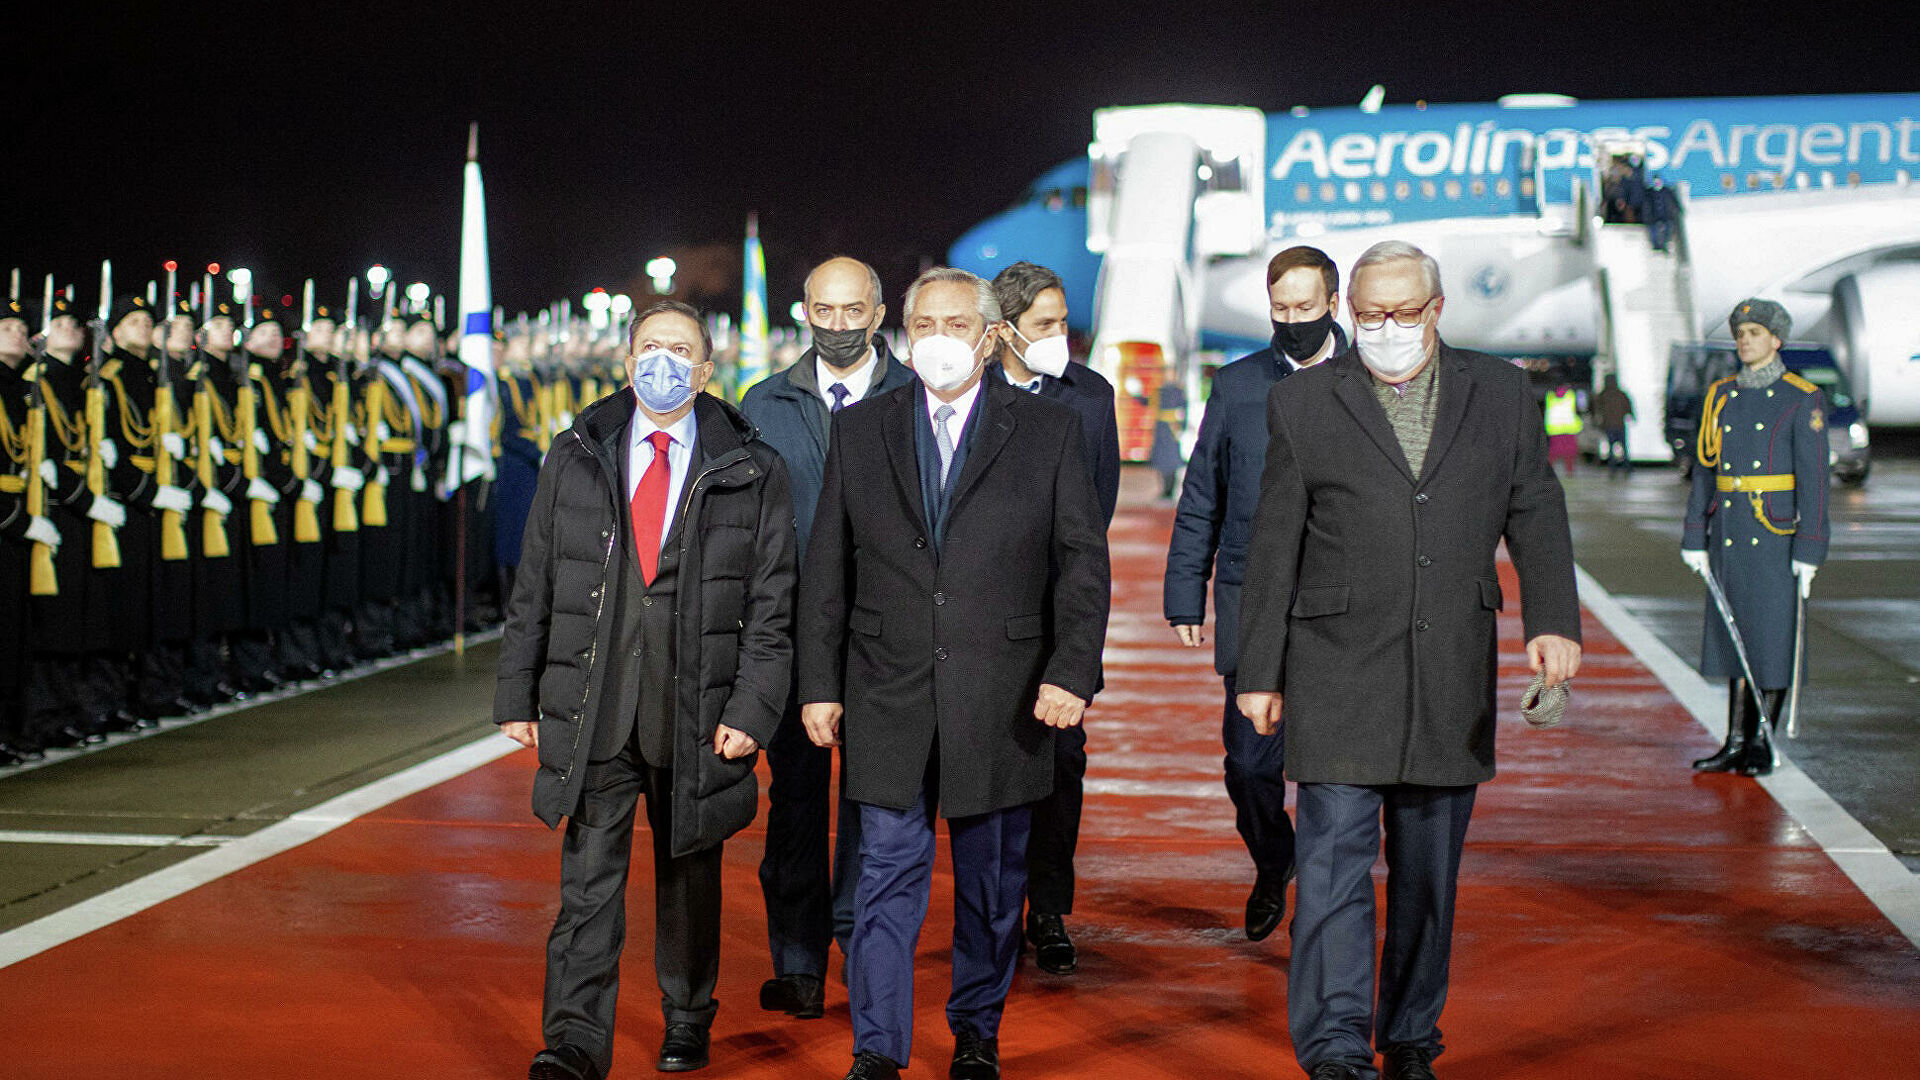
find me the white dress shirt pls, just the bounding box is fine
[924,378,984,455]
[626,404,698,549]
[816,346,878,409]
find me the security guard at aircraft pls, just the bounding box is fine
[1681,298,1829,777]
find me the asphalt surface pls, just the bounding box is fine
[1563,431,1920,873]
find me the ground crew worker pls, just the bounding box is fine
[1682,298,1830,777]
[1544,381,1583,473]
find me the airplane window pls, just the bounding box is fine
[1519,177,1534,198]
[1344,181,1361,202]
[1395,180,1411,200]
[1471,179,1487,197]
[1821,171,1834,188]
[1045,190,1065,211]
[1421,180,1437,200]
[1296,182,1313,202]
[1444,179,1462,199]
[1795,173,1809,189]
[1771,174,1787,190]
[1369,181,1387,202]
[1722,174,1737,191]
[1072,186,1088,208]
[1495,179,1512,197]
[1848,171,1861,186]
[1320,182,1337,202]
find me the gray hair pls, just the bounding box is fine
[1352,240,1444,298]
[903,266,1002,325]
[804,257,884,310]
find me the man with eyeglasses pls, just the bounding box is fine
[1235,241,1581,1080]
[1165,245,1346,945]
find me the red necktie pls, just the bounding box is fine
[631,429,672,585]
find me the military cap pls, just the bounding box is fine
[1,298,29,328]
[48,294,82,324]
[1729,297,1791,342]
[108,295,154,331]
[311,304,336,325]
[253,306,287,331]
[201,301,236,327]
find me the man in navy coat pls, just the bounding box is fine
[1163,246,1347,941]
[986,261,1119,976]
[740,257,917,1019]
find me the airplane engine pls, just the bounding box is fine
[1831,263,1920,426]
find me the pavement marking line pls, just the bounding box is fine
[0,831,233,848]
[1575,563,1920,949]
[0,734,522,970]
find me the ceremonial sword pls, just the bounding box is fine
[1786,585,1808,739]
[1699,562,1772,731]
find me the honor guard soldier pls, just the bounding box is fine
[493,325,544,601]
[1682,298,1830,776]
[0,296,52,762]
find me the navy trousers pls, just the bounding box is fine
[849,785,1031,1067]
[759,694,864,977]
[1289,782,1477,1078]
[1221,673,1296,883]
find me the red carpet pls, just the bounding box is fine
[4,487,1916,1078]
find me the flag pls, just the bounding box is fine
[454,122,496,485]
[737,213,770,400]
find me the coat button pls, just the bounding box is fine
[933,591,947,605]
[1417,555,1432,567]
[1755,423,1765,430]
[934,647,949,661]
[1414,492,1430,504]
[914,536,928,549]
[642,596,653,607]
[1415,619,1431,632]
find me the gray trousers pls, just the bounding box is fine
[1289,782,1477,1077]
[542,742,722,1079]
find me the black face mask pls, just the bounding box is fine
[811,324,871,368]
[1271,311,1334,362]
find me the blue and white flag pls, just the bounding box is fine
[453,123,496,485]
[737,213,770,400]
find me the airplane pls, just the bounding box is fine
[950,92,1920,462]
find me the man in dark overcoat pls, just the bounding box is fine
[496,301,796,1080]
[1681,298,1829,776]
[797,268,1109,1080]
[1236,241,1582,1080]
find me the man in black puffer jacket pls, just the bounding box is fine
[496,301,796,1080]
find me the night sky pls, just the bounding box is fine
[6,2,1909,324]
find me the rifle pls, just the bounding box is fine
[331,278,360,532]
[237,297,275,546]
[288,279,320,543]
[194,272,230,558]
[86,260,120,569]
[153,263,188,560]
[21,362,57,596]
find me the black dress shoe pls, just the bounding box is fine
[58,725,106,748]
[1383,1043,1438,1080]
[759,973,824,1018]
[527,1045,597,1080]
[1245,870,1291,942]
[1308,1063,1367,1080]
[844,1051,901,1080]
[657,1022,709,1072]
[950,1030,999,1080]
[1025,912,1077,975]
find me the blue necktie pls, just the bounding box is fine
[829,383,849,413]
[934,404,955,490]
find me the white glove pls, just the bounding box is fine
[1793,560,1818,599]
[330,465,365,492]
[410,466,428,493]
[1681,549,1709,575]
[301,479,324,504]
[344,424,360,446]
[372,421,390,444]
[208,437,225,461]
[151,484,194,514]
[25,515,61,550]
[39,458,58,486]
[557,411,575,429]
[252,429,270,454]
[374,465,391,487]
[247,476,281,505]
[201,488,233,516]
[87,495,127,529]
[96,439,119,470]
[448,421,468,445]
[162,432,187,460]
[303,431,320,452]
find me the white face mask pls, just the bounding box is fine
[1012,327,1070,378]
[909,332,986,393]
[1355,318,1429,379]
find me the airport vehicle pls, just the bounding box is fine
[1666,342,1870,485]
[950,93,1920,461]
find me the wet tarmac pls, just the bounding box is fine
[1,468,1914,1078]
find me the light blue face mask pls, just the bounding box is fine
[631,348,696,412]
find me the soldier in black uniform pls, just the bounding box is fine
[493,327,543,604]
[1682,298,1830,776]
[0,297,51,762]
[192,303,257,695]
